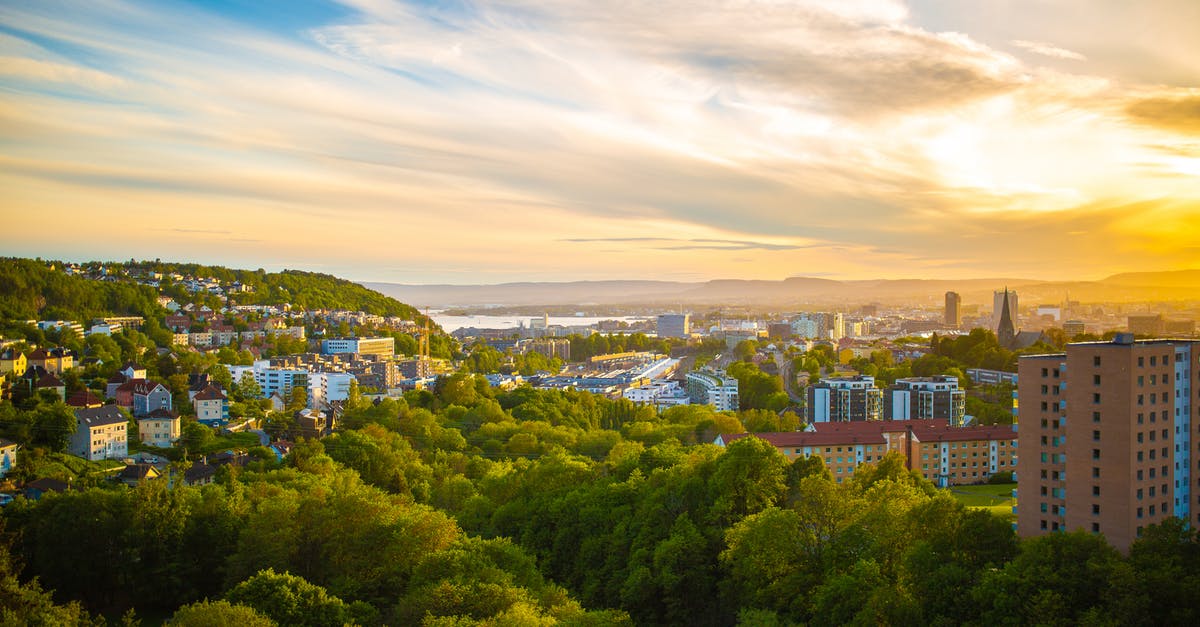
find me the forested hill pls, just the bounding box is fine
[0,258,161,321]
[0,257,427,324]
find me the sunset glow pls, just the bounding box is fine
[2,0,1198,282]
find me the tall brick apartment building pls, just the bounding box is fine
[1017,335,1198,551]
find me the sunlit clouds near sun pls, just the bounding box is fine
[1,0,1198,282]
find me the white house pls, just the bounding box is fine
[70,406,128,461]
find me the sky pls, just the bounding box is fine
[1,0,1198,284]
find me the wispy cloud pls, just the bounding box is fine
[563,237,817,251]
[0,1,1197,282]
[1012,39,1086,61]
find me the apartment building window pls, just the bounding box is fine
[1093,448,1101,460]
[1138,489,1143,500]
[1138,413,1144,424]
[1042,368,1049,377]
[1138,432,1144,443]
[1093,430,1101,441]
[1150,505,1156,515]
[1094,393,1101,404]
[1138,507,1144,519]
[1094,375,1101,386]
[1094,356,1102,367]
[1093,467,1100,478]
[1138,451,1145,462]
[1092,523,1100,533]
[1151,356,1158,366]
[1093,412,1101,423]
[1093,486,1101,496]
[1092,504,1100,515]
[1138,356,1145,367]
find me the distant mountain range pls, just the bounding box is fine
[364,270,1200,308]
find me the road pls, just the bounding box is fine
[773,350,807,404]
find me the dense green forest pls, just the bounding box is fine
[0,258,162,322]
[0,258,429,324]
[4,380,1198,625]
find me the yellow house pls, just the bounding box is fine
[0,349,26,377]
[137,409,181,446]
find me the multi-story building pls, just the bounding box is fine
[26,347,74,375]
[320,337,395,357]
[309,372,356,410]
[70,406,128,461]
[0,349,27,377]
[529,338,571,361]
[716,418,1016,486]
[137,409,180,446]
[807,375,882,423]
[686,370,740,411]
[623,380,692,410]
[945,291,962,328]
[192,384,230,427]
[130,380,172,417]
[657,314,691,339]
[791,312,845,341]
[1127,314,1165,336]
[1017,335,1198,552]
[884,376,967,426]
[228,361,309,401]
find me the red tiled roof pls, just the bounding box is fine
[66,390,103,406]
[721,431,887,447]
[909,423,1017,443]
[36,373,64,388]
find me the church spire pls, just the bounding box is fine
[997,287,1016,349]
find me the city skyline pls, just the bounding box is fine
[2,1,1198,284]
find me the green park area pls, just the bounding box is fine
[949,483,1016,521]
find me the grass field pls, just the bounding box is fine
[947,483,1016,521]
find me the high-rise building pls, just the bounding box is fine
[945,292,962,328]
[884,376,967,426]
[807,376,883,423]
[657,314,691,339]
[829,312,846,341]
[1017,335,1198,552]
[791,312,845,340]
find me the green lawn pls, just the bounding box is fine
[947,483,1016,521]
[28,452,125,484]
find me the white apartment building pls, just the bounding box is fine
[623,380,692,410]
[686,370,740,412]
[309,372,356,410]
[71,406,128,461]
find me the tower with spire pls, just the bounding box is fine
[997,287,1017,349]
